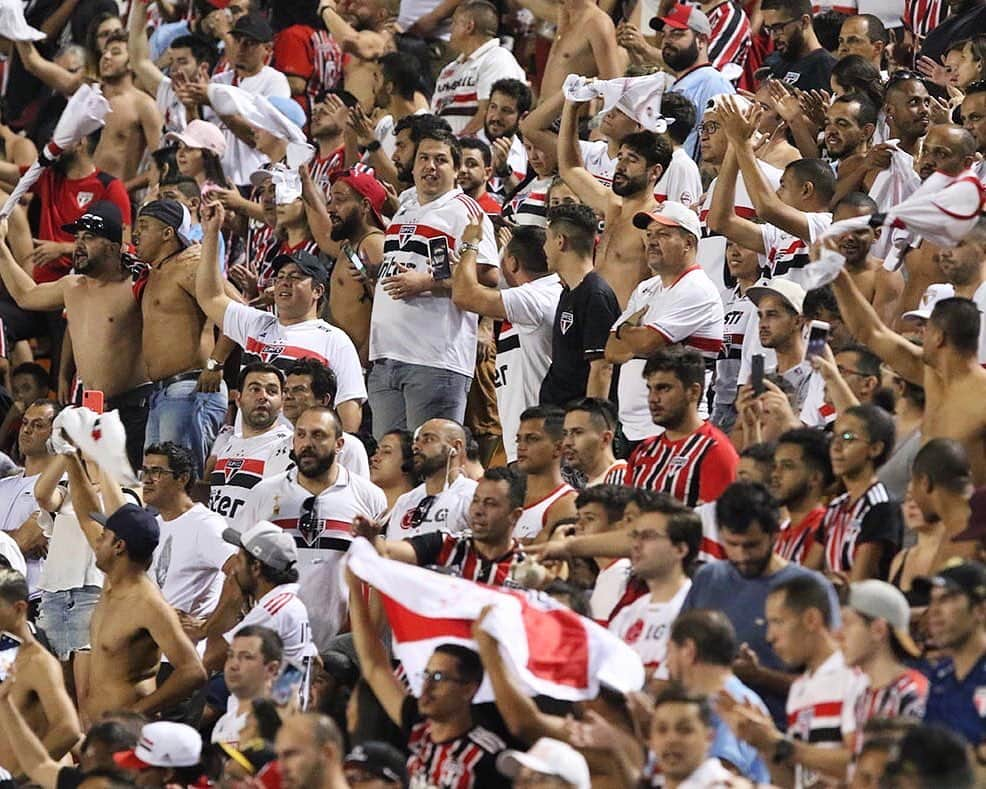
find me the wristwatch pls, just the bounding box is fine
[205,358,222,372]
[772,736,795,765]
[365,139,382,153]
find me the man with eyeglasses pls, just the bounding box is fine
[759,0,836,93]
[233,406,386,653]
[384,418,476,539]
[347,567,512,787]
[196,203,366,435]
[961,81,986,182]
[607,491,700,675]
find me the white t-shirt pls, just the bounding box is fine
[0,474,42,594]
[759,212,833,285]
[654,147,702,207]
[235,467,387,652]
[589,558,631,622]
[714,281,765,407]
[498,274,563,462]
[156,77,186,134]
[513,483,575,540]
[0,531,25,576]
[223,302,367,407]
[608,579,692,673]
[579,139,616,188]
[225,582,314,666]
[207,67,291,185]
[371,188,499,377]
[431,39,526,135]
[386,474,477,539]
[211,695,249,746]
[612,268,724,440]
[152,504,236,618]
[208,424,295,524]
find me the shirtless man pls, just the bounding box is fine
[326,171,386,365]
[830,193,883,304]
[831,243,986,486]
[0,568,80,776]
[558,98,667,307]
[65,455,206,721]
[137,199,232,476]
[0,204,148,469]
[318,0,397,110]
[535,0,625,100]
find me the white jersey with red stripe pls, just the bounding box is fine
[431,38,526,135]
[371,188,499,376]
[580,139,617,188]
[714,279,766,407]
[266,431,371,481]
[222,301,367,407]
[234,467,388,652]
[225,582,315,666]
[787,650,867,789]
[502,175,551,227]
[386,474,478,539]
[612,268,724,441]
[759,212,833,284]
[608,579,691,674]
[695,501,726,563]
[513,482,576,540]
[654,147,702,207]
[477,129,528,197]
[587,459,628,487]
[707,1,752,70]
[590,558,631,622]
[208,424,295,524]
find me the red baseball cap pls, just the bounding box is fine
[329,169,388,229]
[205,0,231,9]
[654,4,712,35]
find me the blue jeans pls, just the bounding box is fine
[38,586,101,660]
[145,378,227,477]
[368,359,471,440]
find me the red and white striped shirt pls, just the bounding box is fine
[775,508,826,565]
[820,482,901,576]
[408,532,524,586]
[904,0,948,41]
[852,669,929,755]
[706,1,753,71]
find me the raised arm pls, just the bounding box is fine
[450,216,507,318]
[0,692,64,789]
[707,149,767,253]
[64,453,106,552]
[518,91,562,161]
[558,100,611,214]
[196,202,235,327]
[0,222,67,312]
[586,14,627,80]
[13,41,83,96]
[346,567,408,726]
[133,599,207,715]
[318,0,392,59]
[34,455,69,513]
[128,0,166,95]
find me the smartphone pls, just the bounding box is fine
[342,242,368,280]
[751,354,765,396]
[82,390,104,414]
[805,320,831,361]
[429,237,452,280]
[271,662,304,706]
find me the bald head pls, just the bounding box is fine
[413,419,466,478]
[919,124,978,178]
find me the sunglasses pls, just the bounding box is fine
[298,495,319,544]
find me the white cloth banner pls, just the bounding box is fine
[346,538,645,702]
[0,0,45,41]
[207,84,308,145]
[563,73,675,132]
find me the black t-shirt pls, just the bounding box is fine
[919,5,986,63]
[56,767,85,789]
[762,47,837,93]
[539,271,620,406]
[400,696,512,788]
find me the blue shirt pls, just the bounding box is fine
[149,20,191,63]
[671,64,735,159]
[923,653,986,746]
[713,675,771,781]
[680,560,840,727]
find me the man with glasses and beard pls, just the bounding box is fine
[233,406,386,653]
[384,418,476,539]
[679,480,839,727]
[759,0,837,93]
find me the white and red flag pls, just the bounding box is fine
[346,538,645,702]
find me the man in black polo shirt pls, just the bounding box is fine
[760,0,837,93]
[538,204,620,407]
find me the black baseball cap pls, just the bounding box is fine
[90,503,160,558]
[271,251,329,285]
[61,201,123,244]
[344,742,408,788]
[231,12,273,42]
[139,199,193,248]
[912,560,986,604]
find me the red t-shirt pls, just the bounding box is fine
[272,25,343,114]
[27,166,131,283]
[476,191,502,216]
[775,507,826,565]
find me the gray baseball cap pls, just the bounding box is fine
[223,521,298,571]
[846,580,920,658]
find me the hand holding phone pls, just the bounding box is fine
[751,354,765,397]
[805,320,830,361]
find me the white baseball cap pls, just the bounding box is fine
[114,722,202,770]
[632,200,701,242]
[902,282,955,322]
[497,739,590,789]
[846,580,921,658]
[747,278,807,315]
[224,521,298,571]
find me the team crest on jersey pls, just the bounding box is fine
[560,311,574,335]
[76,192,94,208]
[974,687,986,716]
[624,619,644,644]
[398,224,417,247]
[223,459,244,483]
[669,455,688,469]
[259,343,285,363]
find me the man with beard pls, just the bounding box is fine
[318,0,398,111]
[309,91,361,193]
[0,204,148,469]
[962,81,986,181]
[558,100,671,308]
[206,364,294,525]
[760,0,837,93]
[383,418,475,539]
[771,428,831,567]
[605,203,724,443]
[680,480,839,726]
[936,215,986,363]
[196,203,366,433]
[562,398,626,487]
[457,138,502,215]
[825,94,879,179]
[655,4,735,159]
[477,79,531,201]
[326,170,387,365]
[233,406,386,653]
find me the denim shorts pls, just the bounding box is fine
[37,586,101,661]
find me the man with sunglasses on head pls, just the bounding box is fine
[232,406,386,654]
